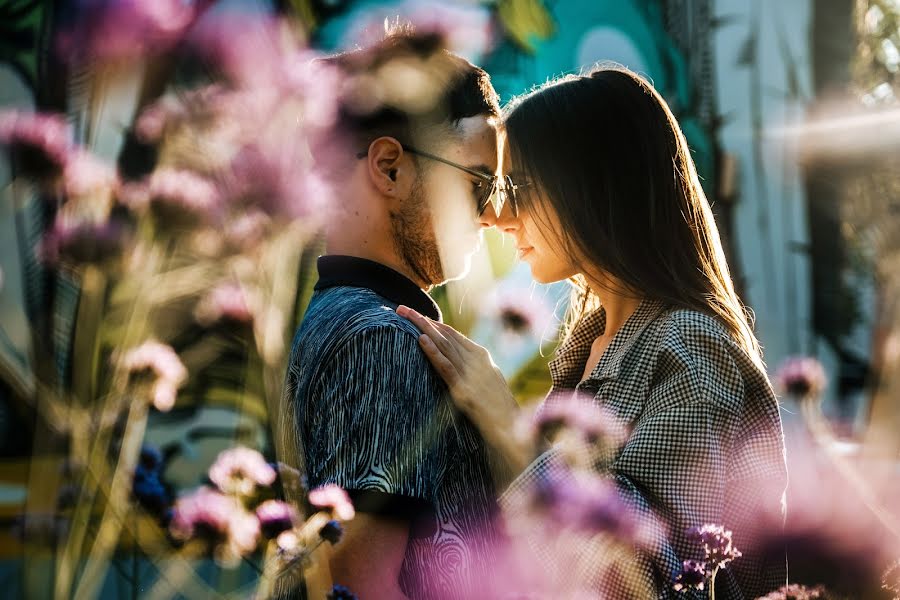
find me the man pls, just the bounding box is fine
[283,31,503,599]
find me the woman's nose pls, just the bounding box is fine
[479,197,519,232]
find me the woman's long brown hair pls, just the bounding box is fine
[504,66,763,368]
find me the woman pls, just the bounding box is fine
[397,67,787,598]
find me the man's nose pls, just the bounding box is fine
[478,198,518,232]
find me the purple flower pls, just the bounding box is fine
[534,395,627,446]
[773,356,827,399]
[319,520,344,545]
[194,283,254,327]
[489,286,555,339]
[39,213,130,266]
[119,341,188,411]
[672,559,707,592]
[62,150,117,197]
[308,485,355,521]
[223,143,329,221]
[884,559,900,598]
[120,169,222,225]
[756,584,828,600]
[133,467,171,519]
[546,473,644,542]
[169,487,260,567]
[255,500,299,539]
[327,584,359,600]
[59,0,197,64]
[208,447,276,497]
[224,211,271,250]
[0,110,72,183]
[139,445,164,471]
[687,524,742,570]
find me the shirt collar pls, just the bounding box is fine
[548,298,666,389]
[314,255,442,321]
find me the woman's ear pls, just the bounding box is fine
[365,137,405,198]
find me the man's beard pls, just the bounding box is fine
[390,176,444,287]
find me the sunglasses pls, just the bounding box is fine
[356,144,529,217]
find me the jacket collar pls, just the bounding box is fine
[314,255,442,321]
[549,299,666,388]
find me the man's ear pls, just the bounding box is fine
[365,137,406,198]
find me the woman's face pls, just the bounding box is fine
[481,181,580,284]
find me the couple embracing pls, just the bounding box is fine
[283,30,787,600]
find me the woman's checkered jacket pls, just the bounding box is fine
[501,299,788,599]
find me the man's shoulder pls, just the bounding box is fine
[298,286,424,347]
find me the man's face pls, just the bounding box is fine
[392,115,499,286]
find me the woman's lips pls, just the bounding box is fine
[517,246,533,259]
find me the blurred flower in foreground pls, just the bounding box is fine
[194,283,255,327]
[319,519,344,545]
[755,584,829,599]
[0,110,72,183]
[132,445,172,521]
[39,213,132,266]
[327,584,359,600]
[687,524,743,570]
[884,559,900,599]
[63,150,117,197]
[59,0,197,64]
[483,284,556,342]
[773,356,827,399]
[119,341,188,411]
[120,169,222,226]
[208,447,276,497]
[526,462,650,548]
[534,394,627,447]
[672,559,707,592]
[308,484,355,521]
[256,500,299,539]
[169,487,260,567]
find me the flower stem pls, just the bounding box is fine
[710,566,718,600]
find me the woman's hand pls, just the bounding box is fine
[396,305,528,475]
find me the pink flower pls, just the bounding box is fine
[120,341,188,411]
[208,447,276,496]
[121,169,221,224]
[483,285,556,340]
[59,0,197,64]
[39,214,131,266]
[756,584,827,599]
[686,524,742,569]
[534,395,627,447]
[194,283,254,326]
[224,211,271,250]
[0,110,72,183]
[223,143,328,221]
[62,150,117,197]
[169,487,260,567]
[308,484,355,521]
[255,500,299,539]
[773,356,827,399]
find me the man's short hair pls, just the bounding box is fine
[325,28,501,150]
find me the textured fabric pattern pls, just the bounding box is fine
[501,299,788,599]
[286,282,499,600]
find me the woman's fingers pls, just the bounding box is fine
[397,305,462,362]
[417,335,460,387]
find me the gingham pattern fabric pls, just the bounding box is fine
[501,300,788,599]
